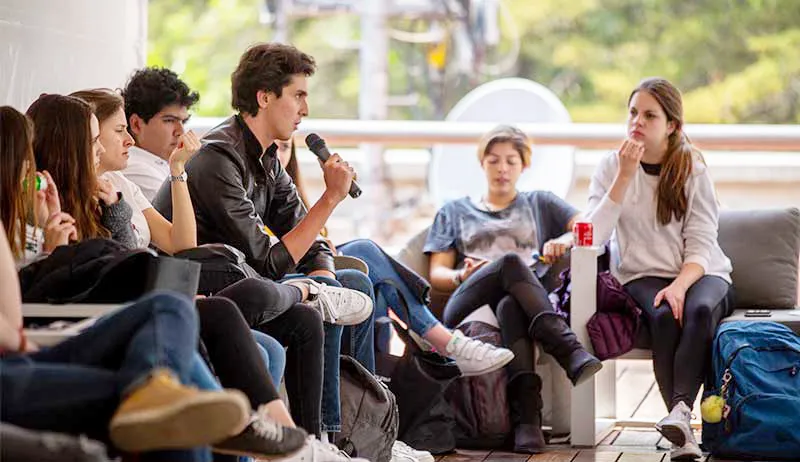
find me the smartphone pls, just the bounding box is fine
[744,309,772,318]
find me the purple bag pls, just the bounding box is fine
[550,256,642,360]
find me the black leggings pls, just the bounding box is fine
[443,254,556,423]
[195,297,280,406]
[624,275,733,409]
[215,278,325,436]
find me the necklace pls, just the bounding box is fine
[480,193,517,212]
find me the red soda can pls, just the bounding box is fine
[573,221,593,247]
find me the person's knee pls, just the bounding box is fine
[499,253,529,275]
[147,291,198,324]
[343,238,381,256]
[651,305,679,333]
[685,301,713,330]
[336,268,372,293]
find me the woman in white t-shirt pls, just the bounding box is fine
[70,89,199,253]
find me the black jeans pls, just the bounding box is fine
[215,278,325,436]
[195,297,280,407]
[443,254,556,424]
[624,275,733,409]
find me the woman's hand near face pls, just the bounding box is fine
[616,139,645,179]
[95,178,120,205]
[32,171,62,225]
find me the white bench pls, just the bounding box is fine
[569,207,800,446]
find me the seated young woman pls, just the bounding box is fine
[586,78,733,460]
[425,125,602,453]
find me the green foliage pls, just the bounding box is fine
[148,0,800,123]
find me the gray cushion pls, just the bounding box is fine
[395,227,432,281]
[718,208,800,309]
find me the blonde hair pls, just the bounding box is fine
[477,125,532,167]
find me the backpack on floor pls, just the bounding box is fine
[702,321,800,459]
[337,355,399,462]
[444,320,512,449]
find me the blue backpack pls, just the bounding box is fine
[703,321,800,459]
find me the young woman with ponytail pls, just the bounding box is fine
[587,78,733,460]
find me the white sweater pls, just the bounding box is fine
[587,151,732,285]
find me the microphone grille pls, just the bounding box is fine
[305,133,325,151]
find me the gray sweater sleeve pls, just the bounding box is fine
[101,194,137,249]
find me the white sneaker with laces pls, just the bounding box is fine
[290,279,373,326]
[268,435,370,461]
[445,329,515,377]
[393,441,434,462]
[656,401,694,447]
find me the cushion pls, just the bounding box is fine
[396,227,432,281]
[718,208,800,309]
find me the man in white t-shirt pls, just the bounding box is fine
[122,67,200,201]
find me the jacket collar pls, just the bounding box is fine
[235,114,278,161]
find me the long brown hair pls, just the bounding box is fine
[629,78,702,225]
[0,106,37,258]
[26,94,109,240]
[70,88,125,124]
[283,137,312,209]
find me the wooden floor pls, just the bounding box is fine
[432,360,749,462]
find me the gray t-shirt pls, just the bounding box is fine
[424,191,577,267]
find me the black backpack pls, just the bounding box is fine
[337,355,399,462]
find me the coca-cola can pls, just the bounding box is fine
[573,221,593,247]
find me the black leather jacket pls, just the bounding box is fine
[152,115,335,279]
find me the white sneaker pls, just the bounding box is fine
[291,279,373,326]
[445,330,515,377]
[393,441,434,462]
[267,435,369,461]
[656,401,693,447]
[670,432,702,460]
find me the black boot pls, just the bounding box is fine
[508,374,546,454]
[530,313,602,386]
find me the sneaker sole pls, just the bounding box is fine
[110,390,249,452]
[572,360,604,387]
[671,451,702,461]
[458,351,515,377]
[656,421,690,447]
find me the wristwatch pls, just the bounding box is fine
[170,171,188,182]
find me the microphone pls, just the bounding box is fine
[305,133,362,198]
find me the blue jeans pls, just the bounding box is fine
[282,269,375,432]
[251,330,286,386]
[1,292,212,462]
[339,239,441,335]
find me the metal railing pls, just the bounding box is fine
[191,117,800,151]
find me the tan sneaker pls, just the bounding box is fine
[110,368,249,452]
